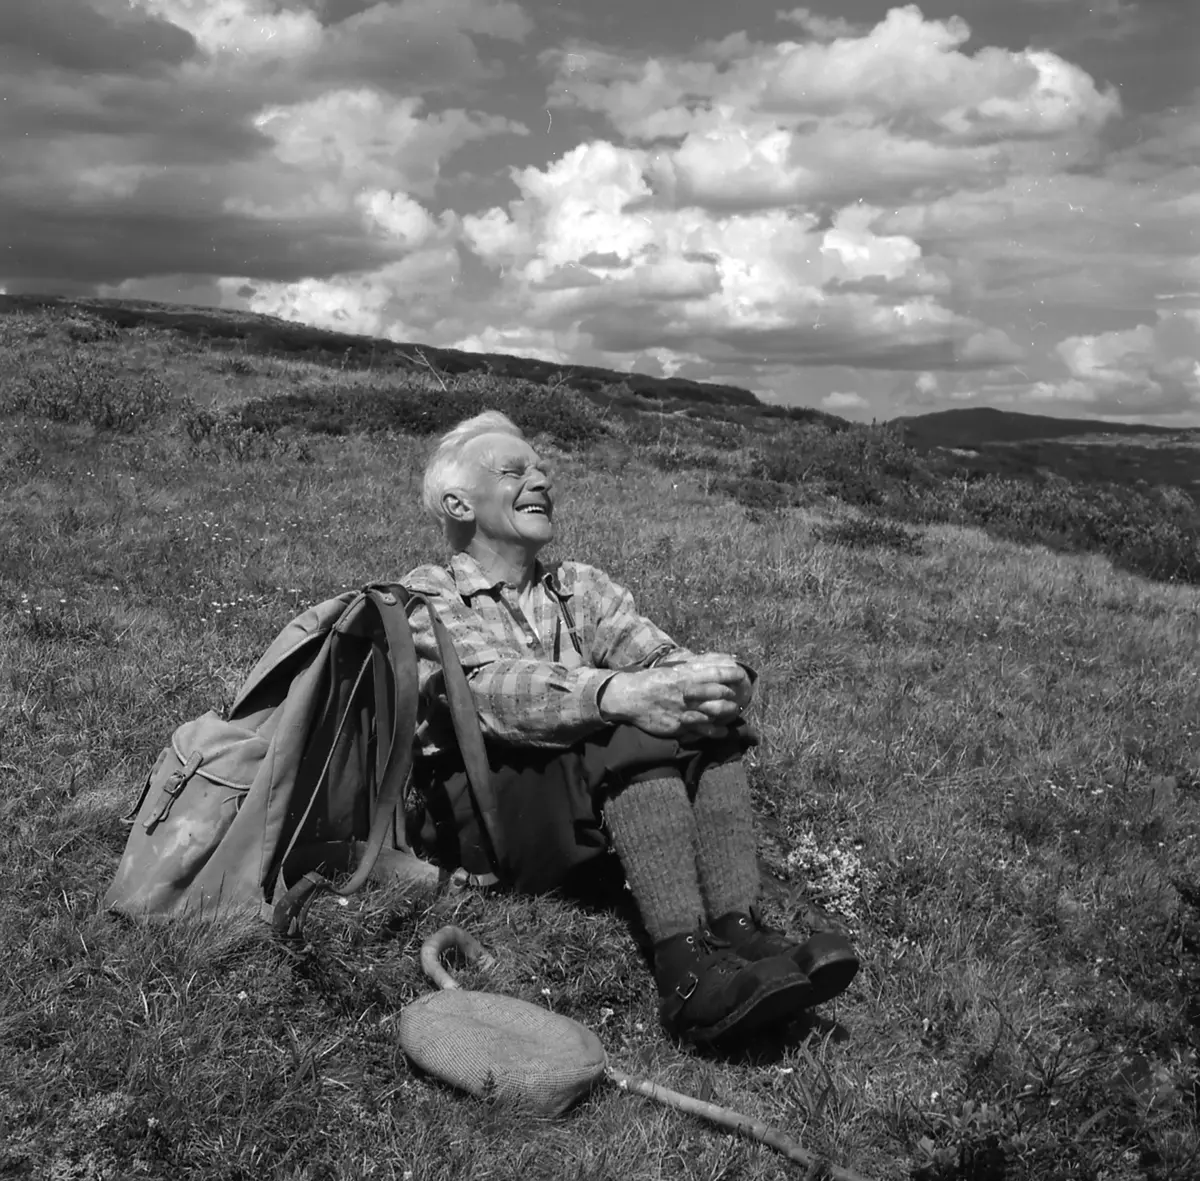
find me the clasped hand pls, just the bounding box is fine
[599,653,754,740]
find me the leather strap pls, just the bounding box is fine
[427,601,504,871]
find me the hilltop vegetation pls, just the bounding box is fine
[2,301,1200,1180]
[0,292,840,432]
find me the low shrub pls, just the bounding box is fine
[218,357,257,377]
[710,475,800,512]
[179,401,311,463]
[815,517,925,555]
[640,442,737,474]
[5,351,172,432]
[63,316,120,344]
[748,422,918,487]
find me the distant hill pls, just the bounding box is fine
[892,406,1200,490]
[891,406,1197,448]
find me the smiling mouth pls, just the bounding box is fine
[517,505,550,516]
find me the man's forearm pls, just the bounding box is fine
[468,659,617,749]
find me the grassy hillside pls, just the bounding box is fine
[2,304,1200,1180]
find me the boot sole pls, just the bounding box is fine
[679,972,813,1048]
[791,932,861,1008]
[805,956,860,1008]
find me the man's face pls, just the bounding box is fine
[456,432,555,553]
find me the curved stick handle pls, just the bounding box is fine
[420,924,498,990]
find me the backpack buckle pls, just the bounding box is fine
[143,751,204,831]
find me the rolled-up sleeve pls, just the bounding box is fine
[406,576,618,750]
[576,564,694,671]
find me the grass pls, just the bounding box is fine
[2,306,1200,1180]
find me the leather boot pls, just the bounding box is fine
[652,924,812,1047]
[709,906,860,1008]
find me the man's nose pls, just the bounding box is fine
[528,467,553,492]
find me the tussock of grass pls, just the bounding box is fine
[2,307,1199,1179]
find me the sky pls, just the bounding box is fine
[1,1,1197,423]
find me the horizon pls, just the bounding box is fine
[2,1,1197,424]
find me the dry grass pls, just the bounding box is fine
[2,309,1199,1180]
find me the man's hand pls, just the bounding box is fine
[598,658,751,739]
[684,653,754,710]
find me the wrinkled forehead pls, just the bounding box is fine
[461,431,540,473]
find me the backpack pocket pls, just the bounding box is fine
[104,711,269,918]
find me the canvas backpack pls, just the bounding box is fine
[104,584,502,937]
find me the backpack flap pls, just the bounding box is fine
[104,711,269,917]
[230,591,356,718]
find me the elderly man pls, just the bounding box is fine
[404,411,858,1049]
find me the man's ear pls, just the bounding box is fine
[441,489,474,524]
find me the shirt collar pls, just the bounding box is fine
[448,551,573,599]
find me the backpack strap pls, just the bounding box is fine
[428,593,504,873]
[272,586,496,936]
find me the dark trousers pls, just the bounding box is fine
[408,724,757,895]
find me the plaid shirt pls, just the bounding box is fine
[404,552,694,753]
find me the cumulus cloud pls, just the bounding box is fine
[1027,311,1200,414]
[822,391,870,411]
[133,0,324,61]
[3,0,197,74]
[221,241,465,341]
[459,134,1025,376]
[482,4,1123,391]
[0,0,528,292]
[876,99,1199,325]
[547,6,1119,157]
[243,90,525,208]
[776,7,866,41]
[137,0,532,83]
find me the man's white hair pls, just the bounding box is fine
[421,410,525,530]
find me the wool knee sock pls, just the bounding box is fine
[603,775,705,945]
[691,759,761,919]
